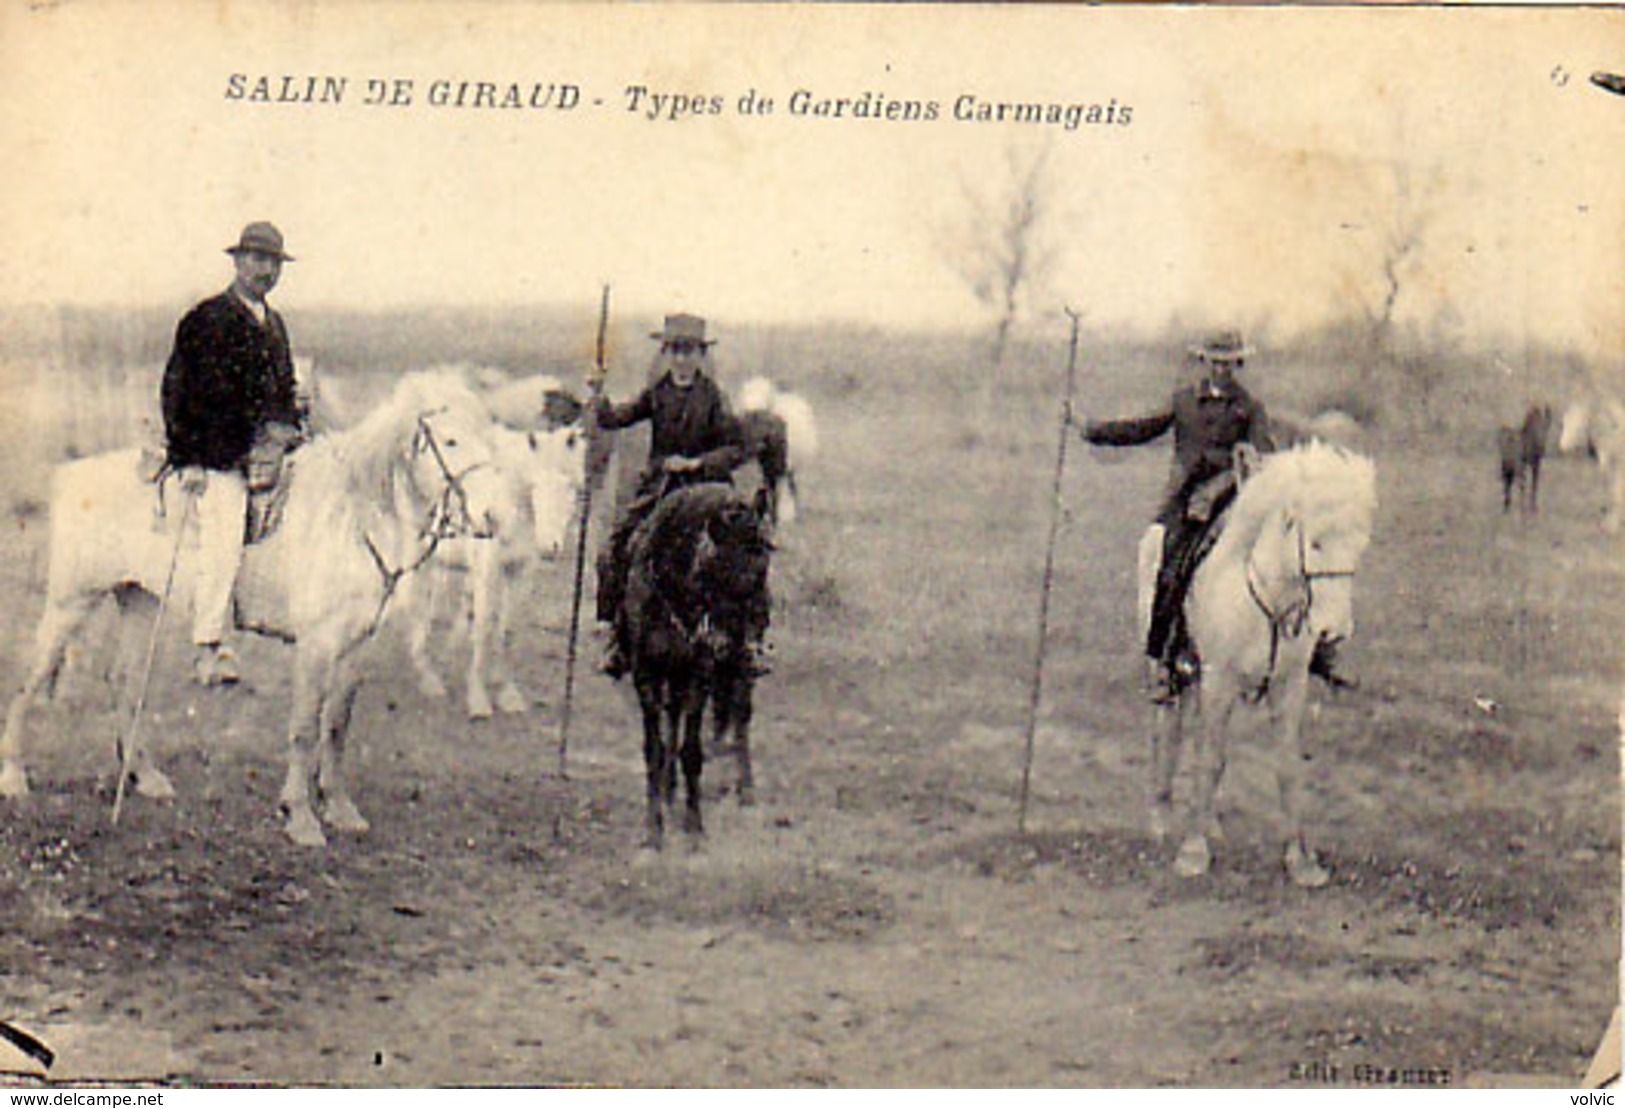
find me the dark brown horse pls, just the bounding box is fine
[619,483,772,849]
[1500,403,1554,514]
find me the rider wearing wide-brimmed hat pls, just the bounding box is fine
[161,221,305,687]
[1072,329,1352,700]
[589,313,753,678]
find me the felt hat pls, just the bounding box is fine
[225,221,294,261]
[649,313,715,347]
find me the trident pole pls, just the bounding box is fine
[1017,307,1083,835]
[558,284,611,778]
[112,494,193,826]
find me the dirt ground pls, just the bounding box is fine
[0,377,1618,1088]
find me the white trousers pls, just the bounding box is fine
[188,468,248,647]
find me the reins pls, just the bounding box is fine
[1244,513,1359,690]
[359,411,492,635]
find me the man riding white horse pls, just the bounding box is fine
[1072,329,1355,701]
[160,221,306,687]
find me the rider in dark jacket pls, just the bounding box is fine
[590,313,750,677]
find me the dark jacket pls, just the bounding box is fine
[1084,376,1273,523]
[595,372,745,495]
[161,291,302,471]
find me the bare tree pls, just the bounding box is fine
[1354,159,1445,419]
[947,140,1059,416]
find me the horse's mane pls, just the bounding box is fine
[634,485,768,604]
[1213,441,1378,561]
[312,368,489,509]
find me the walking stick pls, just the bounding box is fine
[112,493,193,826]
[558,283,611,778]
[1017,308,1082,835]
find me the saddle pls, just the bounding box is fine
[244,458,296,544]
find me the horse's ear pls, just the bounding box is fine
[1280,510,1297,536]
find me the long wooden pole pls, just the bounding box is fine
[112,494,192,825]
[1017,308,1082,835]
[557,284,610,778]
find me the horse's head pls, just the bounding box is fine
[520,423,586,557]
[691,495,773,645]
[395,372,506,541]
[1238,443,1377,648]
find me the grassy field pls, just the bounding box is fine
[0,304,1617,1087]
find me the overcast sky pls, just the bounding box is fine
[2,3,1621,361]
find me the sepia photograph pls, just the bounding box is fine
[0,0,1619,1089]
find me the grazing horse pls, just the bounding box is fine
[739,377,818,524]
[1559,395,1625,531]
[1141,441,1378,887]
[1498,403,1554,514]
[0,371,506,848]
[620,484,772,849]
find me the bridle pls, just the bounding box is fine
[1245,512,1358,680]
[361,409,494,623]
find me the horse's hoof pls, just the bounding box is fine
[134,767,176,800]
[495,685,528,715]
[736,785,755,808]
[417,674,449,701]
[322,795,370,834]
[1174,835,1211,878]
[1204,816,1226,844]
[1285,845,1331,889]
[466,691,494,721]
[283,806,328,848]
[0,761,31,799]
[683,810,704,837]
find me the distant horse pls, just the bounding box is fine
[0,371,506,848]
[403,407,585,718]
[1559,395,1625,531]
[739,377,818,524]
[737,408,791,531]
[619,484,772,848]
[1140,441,1378,887]
[1498,404,1554,514]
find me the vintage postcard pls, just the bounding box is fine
[0,0,1619,1090]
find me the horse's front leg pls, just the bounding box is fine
[489,560,529,715]
[404,566,450,702]
[465,539,500,720]
[111,590,174,800]
[635,673,667,850]
[722,666,755,807]
[1147,696,1184,843]
[679,689,707,838]
[1270,662,1328,888]
[317,657,369,835]
[1176,680,1235,879]
[280,650,332,847]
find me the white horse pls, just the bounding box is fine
[0,371,507,847]
[402,419,584,718]
[739,376,818,524]
[1139,441,1378,888]
[1559,395,1625,532]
